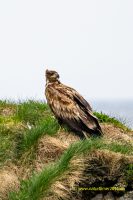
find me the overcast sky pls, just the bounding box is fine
[0,0,133,101]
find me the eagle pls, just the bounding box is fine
[45,69,103,139]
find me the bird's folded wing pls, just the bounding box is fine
[49,85,100,132]
[61,84,93,111]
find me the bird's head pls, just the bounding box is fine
[45,69,60,83]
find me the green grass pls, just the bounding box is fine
[0,100,53,164]
[9,138,133,200]
[15,100,49,125]
[0,126,14,165]
[94,111,130,131]
[16,116,60,157]
[0,124,20,166]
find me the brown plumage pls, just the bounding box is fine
[45,69,103,139]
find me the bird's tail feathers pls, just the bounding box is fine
[80,113,103,137]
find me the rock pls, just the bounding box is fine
[116,191,133,200]
[121,191,133,200]
[91,194,103,200]
[103,192,115,200]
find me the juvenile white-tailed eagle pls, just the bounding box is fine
[45,69,103,138]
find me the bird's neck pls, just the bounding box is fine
[46,79,60,87]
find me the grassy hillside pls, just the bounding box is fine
[0,100,132,200]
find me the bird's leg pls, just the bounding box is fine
[57,126,62,133]
[82,131,89,139]
[57,118,63,126]
[56,118,62,133]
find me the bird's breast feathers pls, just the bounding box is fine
[45,83,80,119]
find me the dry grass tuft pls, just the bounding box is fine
[101,123,133,144]
[0,108,15,117]
[57,131,80,144]
[0,169,19,200]
[34,135,68,172]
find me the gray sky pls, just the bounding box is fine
[0,0,133,101]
